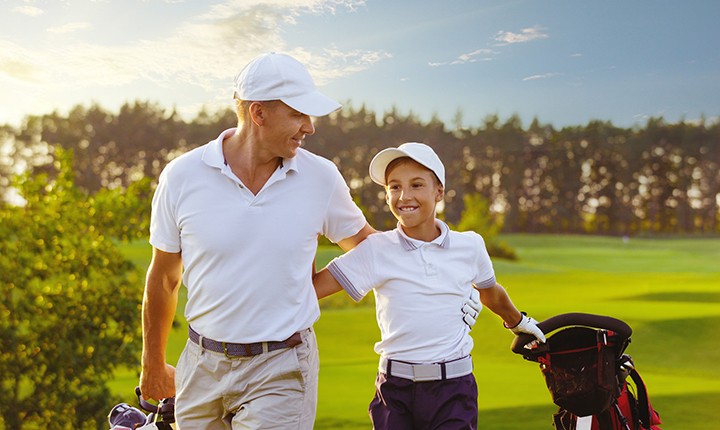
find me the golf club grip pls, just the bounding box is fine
[135,386,175,413]
[511,313,632,355]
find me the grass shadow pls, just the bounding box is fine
[622,291,720,303]
[622,316,720,379]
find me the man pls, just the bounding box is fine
[139,52,374,429]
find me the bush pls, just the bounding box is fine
[454,193,518,260]
[0,148,143,429]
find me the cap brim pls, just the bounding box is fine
[282,91,341,117]
[369,148,410,186]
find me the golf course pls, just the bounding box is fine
[114,234,720,429]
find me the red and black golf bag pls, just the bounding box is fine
[512,313,662,430]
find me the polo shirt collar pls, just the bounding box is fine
[201,127,298,173]
[202,128,235,169]
[396,219,450,251]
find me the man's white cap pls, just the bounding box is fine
[369,142,446,188]
[233,52,341,117]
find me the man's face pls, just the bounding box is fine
[259,101,315,159]
[385,159,443,238]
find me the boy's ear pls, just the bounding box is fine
[435,185,444,202]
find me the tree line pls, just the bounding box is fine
[1,100,718,235]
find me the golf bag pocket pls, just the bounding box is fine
[539,327,618,417]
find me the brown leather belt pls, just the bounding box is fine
[188,326,302,358]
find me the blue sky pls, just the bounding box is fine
[1,0,718,129]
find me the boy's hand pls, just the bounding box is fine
[506,313,546,343]
[462,289,482,328]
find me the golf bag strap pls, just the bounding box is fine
[629,368,654,428]
[611,401,632,430]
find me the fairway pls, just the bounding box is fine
[116,235,720,429]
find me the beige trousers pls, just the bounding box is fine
[174,327,318,430]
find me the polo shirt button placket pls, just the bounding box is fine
[420,246,438,277]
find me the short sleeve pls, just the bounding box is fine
[322,168,367,243]
[326,239,378,302]
[473,234,496,289]
[149,167,181,253]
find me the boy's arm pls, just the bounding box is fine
[478,283,545,342]
[477,283,522,327]
[312,267,344,299]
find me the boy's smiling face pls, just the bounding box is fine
[385,158,444,241]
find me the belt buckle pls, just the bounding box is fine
[222,342,234,359]
[412,364,441,382]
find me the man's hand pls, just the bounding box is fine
[462,289,482,328]
[506,313,546,343]
[139,362,176,401]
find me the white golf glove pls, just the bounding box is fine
[505,313,546,343]
[462,289,482,328]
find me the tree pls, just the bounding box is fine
[455,193,517,260]
[0,125,17,203]
[0,148,143,429]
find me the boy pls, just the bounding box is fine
[313,142,545,430]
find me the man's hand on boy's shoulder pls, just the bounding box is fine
[462,289,482,328]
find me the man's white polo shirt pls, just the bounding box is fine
[328,220,496,363]
[150,128,366,343]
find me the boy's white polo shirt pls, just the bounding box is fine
[150,128,366,343]
[328,220,496,363]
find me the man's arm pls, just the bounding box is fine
[139,247,183,401]
[336,222,376,252]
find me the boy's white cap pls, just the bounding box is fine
[369,142,445,188]
[233,52,341,117]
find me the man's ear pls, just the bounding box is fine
[249,101,266,126]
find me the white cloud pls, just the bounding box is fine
[494,25,548,46]
[429,48,496,67]
[13,5,44,17]
[1,0,382,90]
[0,0,384,124]
[47,22,92,34]
[316,47,391,80]
[429,26,547,67]
[522,72,561,81]
[0,40,46,83]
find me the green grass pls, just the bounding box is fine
[116,234,720,429]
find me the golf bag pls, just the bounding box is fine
[511,313,661,430]
[108,387,175,430]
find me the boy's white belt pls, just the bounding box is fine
[379,355,473,382]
